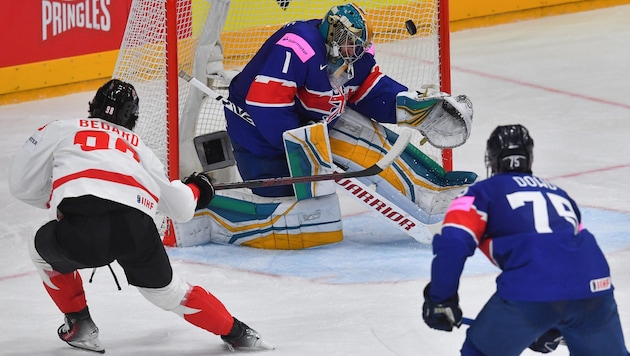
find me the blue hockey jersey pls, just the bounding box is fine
[430,172,613,303]
[225,19,407,157]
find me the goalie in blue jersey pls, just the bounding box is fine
[173,3,476,249]
[422,124,628,355]
[224,3,473,197]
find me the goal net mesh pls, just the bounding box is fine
[112,0,448,237]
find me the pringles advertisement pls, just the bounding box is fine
[1,0,132,99]
[2,0,131,67]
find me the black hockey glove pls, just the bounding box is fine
[184,173,215,209]
[422,283,463,331]
[528,328,563,353]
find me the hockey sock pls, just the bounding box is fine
[179,285,234,335]
[43,270,87,314]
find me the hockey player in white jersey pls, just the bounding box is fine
[8,79,272,353]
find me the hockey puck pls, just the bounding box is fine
[405,20,417,35]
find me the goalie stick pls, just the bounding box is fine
[179,71,256,126]
[334,168,434,244]
[211,129,411,190]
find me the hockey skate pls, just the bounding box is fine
[221,318,274,351]
[57,307,105,354]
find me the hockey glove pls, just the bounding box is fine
[184,173,215,209]
[422,283,463,331]
[528,328,563,353]
[396,90,473,148]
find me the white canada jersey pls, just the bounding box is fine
[9,118,196,223]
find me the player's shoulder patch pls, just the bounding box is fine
[276,33,315,63]
[23,131,43,152]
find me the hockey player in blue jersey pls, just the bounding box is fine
[224,3,472,197]
[422,124,628,355]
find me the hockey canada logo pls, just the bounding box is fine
[42,0,112,41]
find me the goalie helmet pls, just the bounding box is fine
[319,3,372,67]
[89,79,139,130]
[485,124,534,175]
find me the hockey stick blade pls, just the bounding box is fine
[213,130,412,190]
[179,70,255,126]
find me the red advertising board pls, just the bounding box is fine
[1,0,133,68]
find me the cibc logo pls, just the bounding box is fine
[42,0,112,41]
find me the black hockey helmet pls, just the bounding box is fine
[485,124,534,175]
[89,79,139,130]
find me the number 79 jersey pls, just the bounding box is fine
[431,172,613,302]
[9,118,197,223]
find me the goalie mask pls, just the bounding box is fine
[485,124,534,175]
[319,3,372,79]
[89,79,139,130]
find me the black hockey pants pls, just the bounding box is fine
[34,195,173,288]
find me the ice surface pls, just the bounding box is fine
[1,5,629,355]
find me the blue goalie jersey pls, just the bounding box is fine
[225,19,407,157]
[429,172,613,303]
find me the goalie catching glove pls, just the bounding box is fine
[396,88,473,148]
[184,173,215,210]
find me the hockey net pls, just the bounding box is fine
[112,0,451,238]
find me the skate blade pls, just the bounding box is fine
[224,339,275,352]
[67,339,105,354]
[259,340,275,350]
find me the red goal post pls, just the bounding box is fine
[112,0,452,240]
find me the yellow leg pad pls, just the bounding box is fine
[173,191,344,250]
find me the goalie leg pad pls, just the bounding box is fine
[329,109,399,169]
[284,122,336,200]
[330,110,477,222]
[173,191,343,250]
